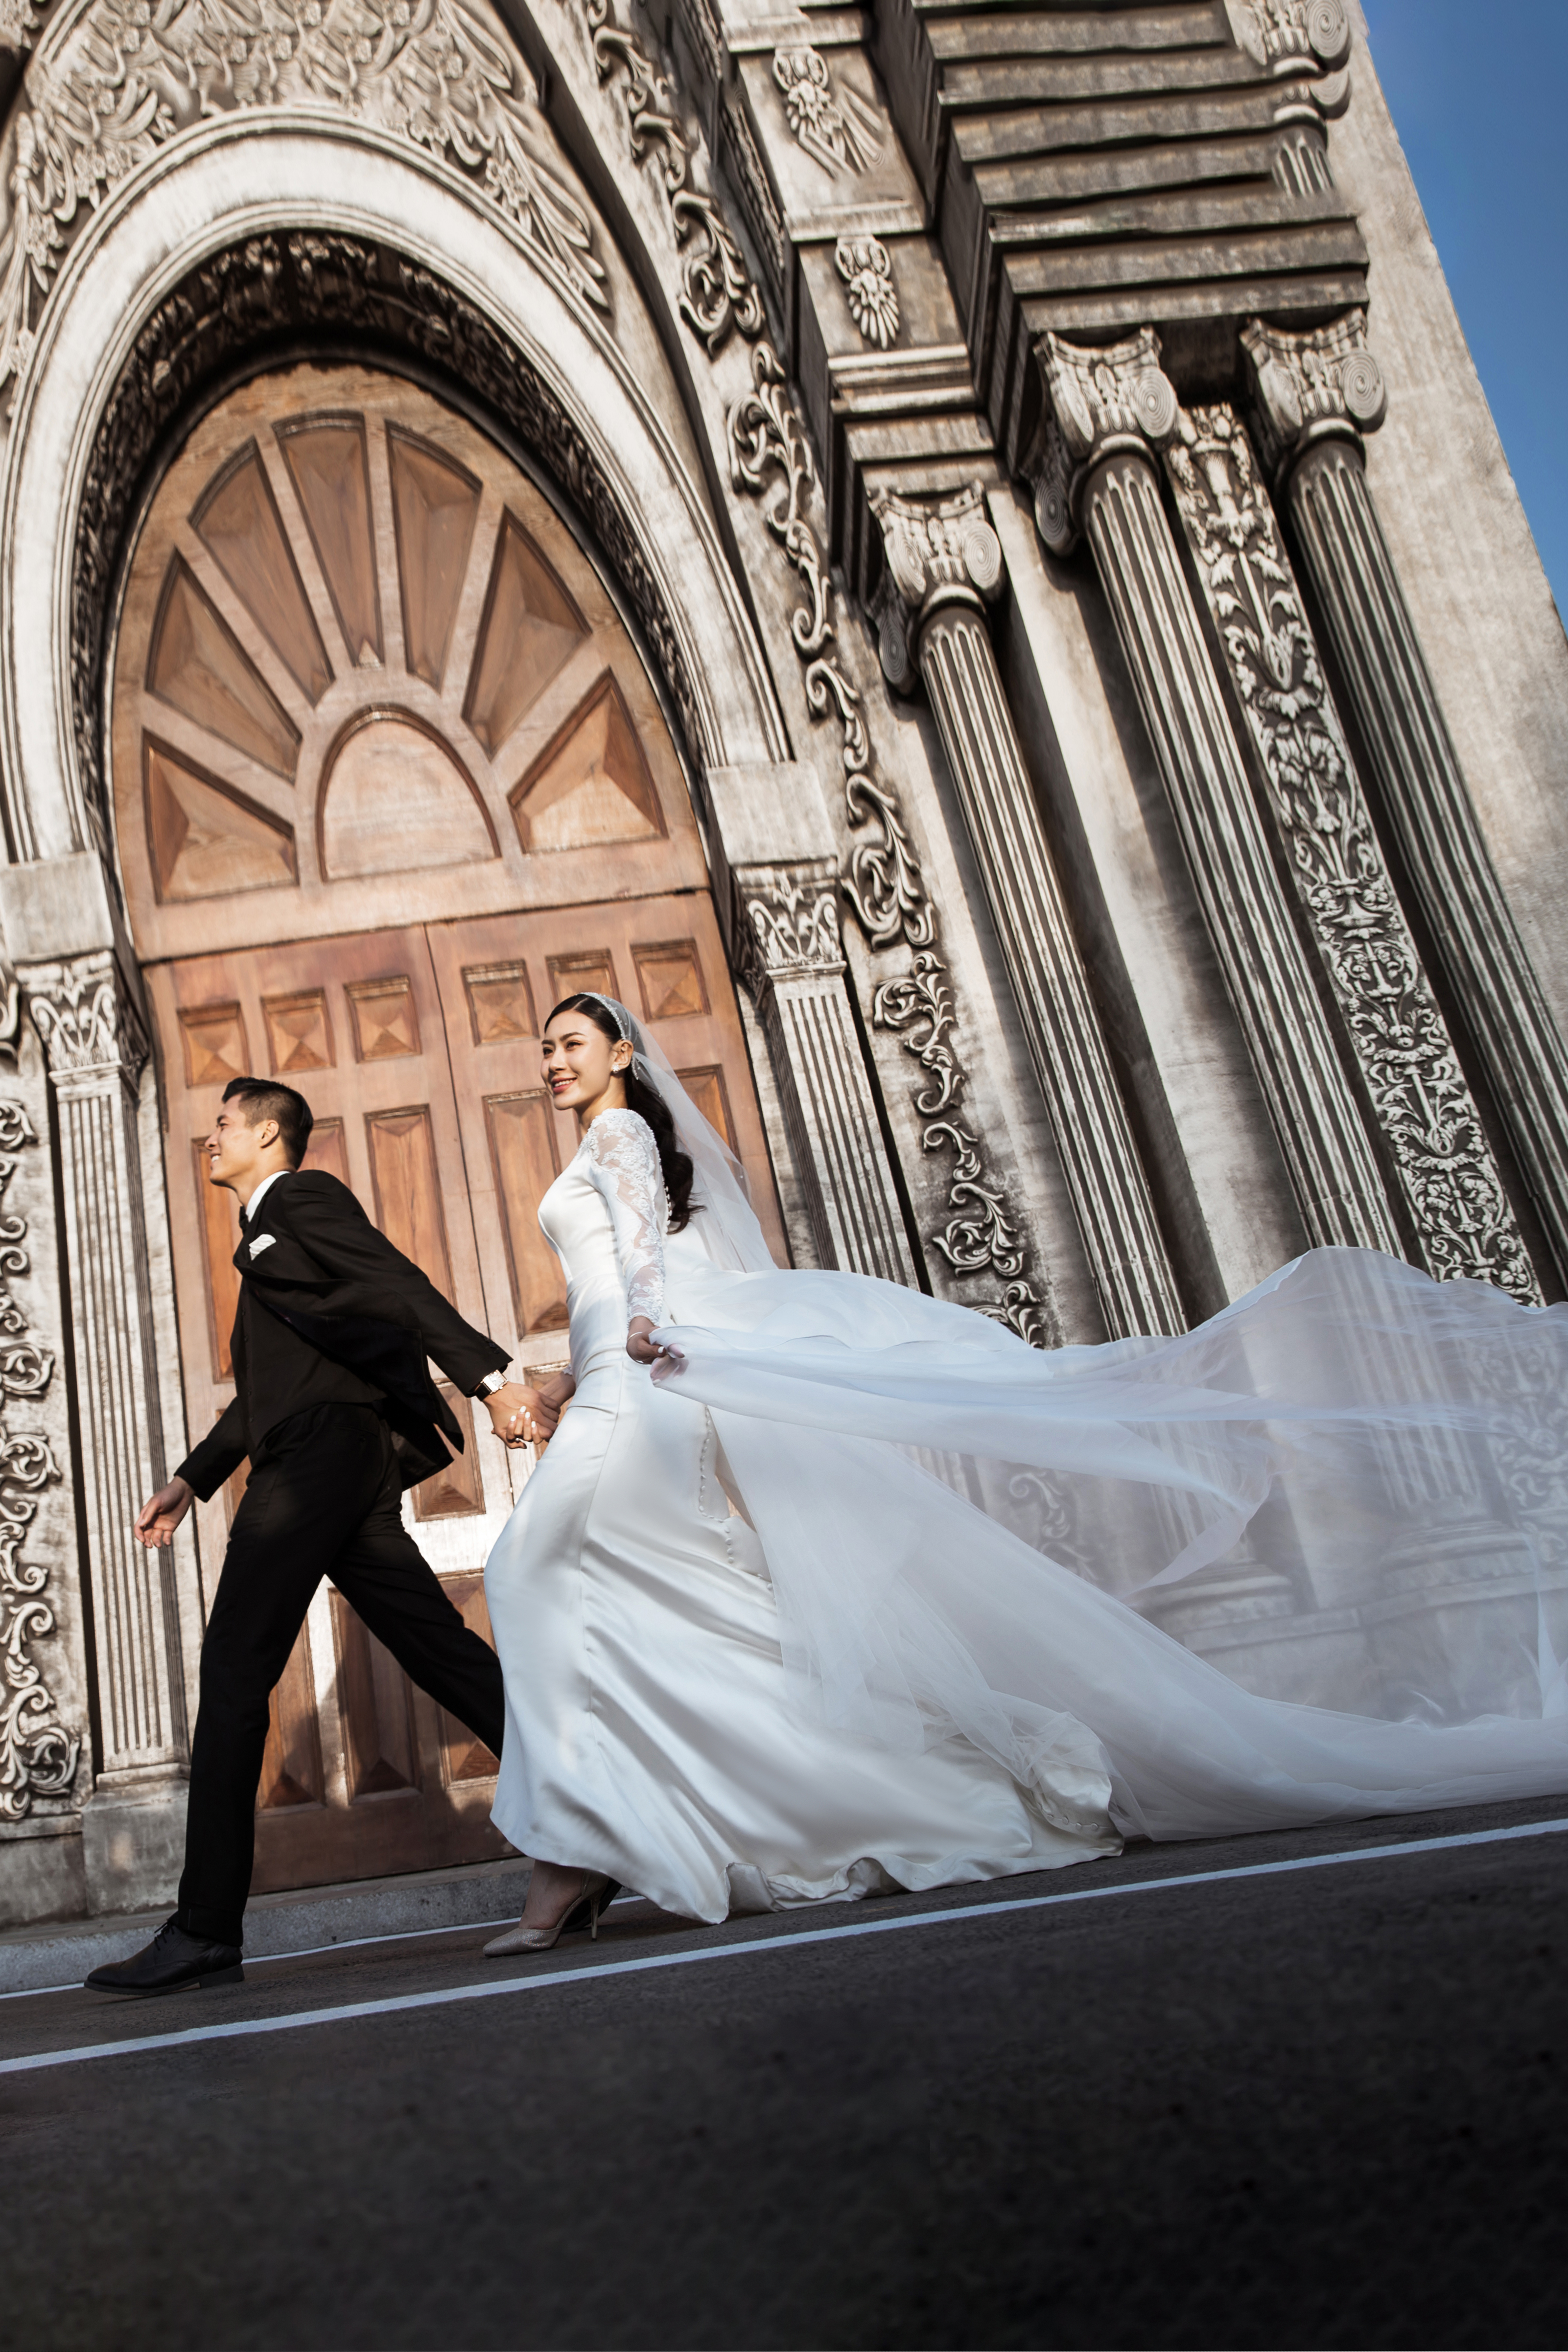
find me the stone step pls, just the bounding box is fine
[0,1855,534,1995]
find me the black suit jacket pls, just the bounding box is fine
[176,1170,511,1501]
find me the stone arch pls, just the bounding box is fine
[0,119,789,868]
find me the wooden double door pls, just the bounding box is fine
[152,898,778,1891]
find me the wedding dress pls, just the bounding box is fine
[484,1016,1568,1925]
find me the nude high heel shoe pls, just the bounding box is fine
[483,1871,611,1956]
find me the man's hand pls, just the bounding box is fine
[483,1382,559,1449]
[136,1477,194,1549]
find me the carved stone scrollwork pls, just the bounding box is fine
[0,0,609,405]
[834,233,899,350]
[1164,403,1537,1300]
[582,0,763,354]
[873,483,1184,1340]
[0,0,40,50]
[582,0,1051,1344]
[1246,310,1568,1289]
[772,46,882,177]
[0,1099,71,1823]
[1033,326,1410,1264]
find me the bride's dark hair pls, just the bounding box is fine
[548,994,697,1233]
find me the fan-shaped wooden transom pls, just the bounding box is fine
[112,363,703,955]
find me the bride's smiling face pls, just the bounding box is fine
[542,1008,632,1121]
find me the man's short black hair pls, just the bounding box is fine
[222,1076,313,1169]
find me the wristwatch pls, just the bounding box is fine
[474,1372,507,1400]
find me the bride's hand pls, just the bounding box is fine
[626,1318,665,1365]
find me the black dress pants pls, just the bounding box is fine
[177,1404,507,1946]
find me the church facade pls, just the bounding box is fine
[0,0,1563,1929]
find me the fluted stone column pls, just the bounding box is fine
[26,950,187,1906]
[705,764,920,1287]
[871,484,1184,1339]
[1161,400,1536,1301]
[1030,328,1405,1263]
[1245,309,1568,1288]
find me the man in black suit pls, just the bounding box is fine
[90,1075,561,1996]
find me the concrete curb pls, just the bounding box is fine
[0,1856,534,1994]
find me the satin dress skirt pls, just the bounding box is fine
[484,1320,1116,1924]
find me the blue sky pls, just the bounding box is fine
[1360,1,1568,614]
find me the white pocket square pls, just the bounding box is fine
[248,1233,277,1257]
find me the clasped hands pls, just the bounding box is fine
[484,1373,574,1450]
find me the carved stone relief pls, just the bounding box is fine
[771,46,881,178]
[0,0,608,406]
[834,233,898,350]
[582,0,762,354]
[1163,403,1537,1300]
[0,0,40,48]
[579,0,1049,1342]
[0,1077,72,1822]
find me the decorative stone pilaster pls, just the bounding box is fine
[1162,402,1537,1301]
[1030,328,1406,1262]
[871,481,1185,1339]
[26,950,187,1905]
[732,857,921,1287]
[1245,309,1568,1289]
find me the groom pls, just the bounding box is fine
[90,1075,557,1996]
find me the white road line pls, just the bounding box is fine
[6,1815,1565,2079]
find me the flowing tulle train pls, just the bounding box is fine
[652,1244,1568,1842]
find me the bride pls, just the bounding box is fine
[479,992,1568,1953]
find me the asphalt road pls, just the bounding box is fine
[4,1798,1566,2351]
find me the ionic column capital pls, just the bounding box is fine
[868,483,1004,690]
[1025,327,1180,556]
[25,950,148,1095]
[1241,308,1388,484]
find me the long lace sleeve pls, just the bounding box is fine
[585,1109,668,1326]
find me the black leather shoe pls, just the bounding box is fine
[85,1917,244,1996]
[562,1879,621,1936]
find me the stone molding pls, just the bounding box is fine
[873,484,1186,1339]
[25,950,185,1787]
[1163,402,1538,1300]
[733,857,844,982]
[0,0,608,408]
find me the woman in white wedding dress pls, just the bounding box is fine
[480,993,1568,1951]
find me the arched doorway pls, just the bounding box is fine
[112,360,784,1892]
